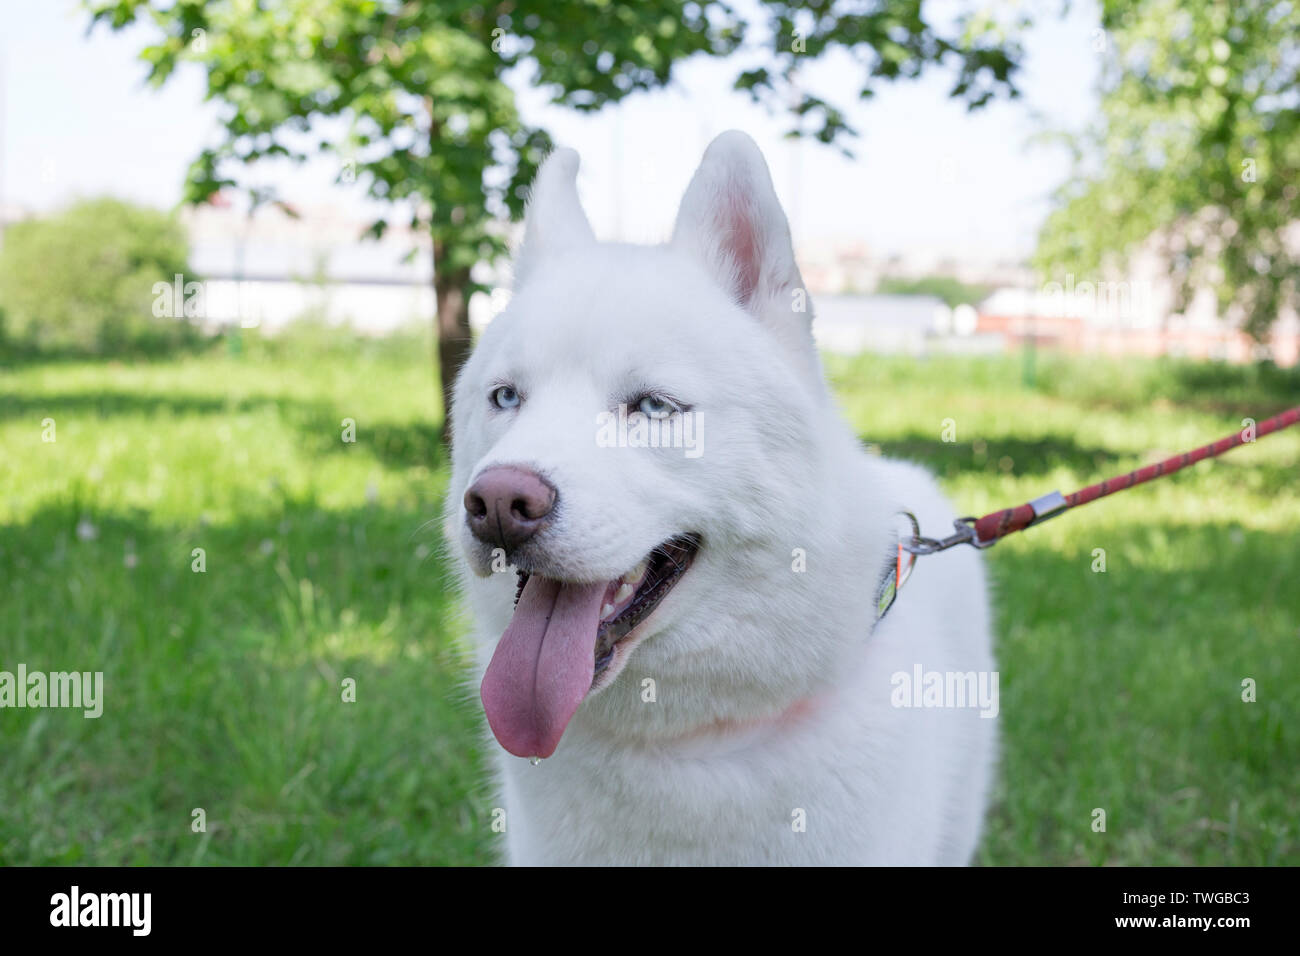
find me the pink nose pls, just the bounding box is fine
[463,466,557,551]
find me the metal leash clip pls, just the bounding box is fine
[900,516,995,555]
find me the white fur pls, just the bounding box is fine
[445,131,996,865]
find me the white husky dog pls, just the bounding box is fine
[446,131,996,866]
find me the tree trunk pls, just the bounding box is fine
[433,240,473,447]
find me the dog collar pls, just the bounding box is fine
[874,512,920,621]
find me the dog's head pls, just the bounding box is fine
[447,131,856,758]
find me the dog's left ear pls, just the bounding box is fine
[514,147,596,288]
[671,131,816,370]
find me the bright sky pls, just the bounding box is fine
[1,0,1102,262]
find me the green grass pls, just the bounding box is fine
[1,330,1297,865]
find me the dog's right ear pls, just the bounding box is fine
[513,148,595,287]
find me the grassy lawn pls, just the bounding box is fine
[1,328,1296,865]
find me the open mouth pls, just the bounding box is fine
[480,534,701,759]
[518,534,700,678]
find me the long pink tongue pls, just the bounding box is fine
[480,576,607,758]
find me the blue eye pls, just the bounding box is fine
[637,394,679,419]
[491,385,521,409]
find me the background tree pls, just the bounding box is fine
[88,0,1024,438]
[0,198,194,355]
[1036,0,1300,343]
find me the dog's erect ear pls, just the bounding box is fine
[671,131,815,362]
[514,147,595,287]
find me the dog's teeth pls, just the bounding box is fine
[614,582,635,604]
[600,602,616,619]
[623,560,649,586]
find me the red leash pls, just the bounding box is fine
[902,406,1300,556]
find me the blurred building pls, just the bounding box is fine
[180,196,434,333]
[976,267,1300,367]
[796,234,1299,366]
[977,223,1300,366]
[795,238,1035,296]
[10,192,1291,364]
[811,294,999,357]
